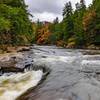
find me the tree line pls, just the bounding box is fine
[34,0,100,49]
[0,0,100,50]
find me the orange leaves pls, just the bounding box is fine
[82,9,97,44]
[83,10,96,31]
[36,23,52,44]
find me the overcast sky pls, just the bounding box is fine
[25,0,92,22]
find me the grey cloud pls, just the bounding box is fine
[25,0,92,21]
[25,0,92,14]
[25,0,64,14]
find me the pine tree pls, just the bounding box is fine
[80,0,86,9]
[53,17,59,24]
[62,1,74,41]
[63,1,72,18]
[72,0,86,46]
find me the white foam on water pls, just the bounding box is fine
[83,55,100,60]
[34,55,77,64]
[81,60,100,66]
[0,70,43,100]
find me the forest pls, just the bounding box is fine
[0,0,100,50]
[0,0,33,50]
[34,0,100,49]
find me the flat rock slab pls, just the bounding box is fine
[0,52,33,73]
[69,78,100,100]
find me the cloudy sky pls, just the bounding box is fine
[25,0,92,22]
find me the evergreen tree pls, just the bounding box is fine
[53,17,59,24]
[73,0,86,46]
[80,0,86,9]
[62,1,74,41]
[49,18,63,44]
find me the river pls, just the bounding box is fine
[0,45,100,100]
[19,45,100,100]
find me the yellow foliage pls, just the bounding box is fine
[67,42,76,48]
[66,37,76,48]
[83,10,96,31]
[56,40,65,47]
[68,37,76,43]
[36,23,52,44]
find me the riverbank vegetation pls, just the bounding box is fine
[0,0,33,51]
[34,0,100,49]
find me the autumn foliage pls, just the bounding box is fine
[36,22,52,44]
[83,10,96,31]
[33,0,100,49]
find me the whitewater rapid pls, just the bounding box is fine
[0,70,43,100]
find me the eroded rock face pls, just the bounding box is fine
[6,46,31,53]
[17,46,31,52]
[0,51,33,74]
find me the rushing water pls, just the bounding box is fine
[0,70,43,100]
[19,45,100,100]
[0,45,100,100]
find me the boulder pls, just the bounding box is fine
[0,52,33,74]
[17,46,31,52]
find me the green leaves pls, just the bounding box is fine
[0,0,33,45]
[0,17,11,32]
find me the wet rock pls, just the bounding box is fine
[81,60,100,74]
[17,46,31,52]
[6,47,16,53]
[16,59,34,70]
[41,56,47,58]
[82,50,100,55]
[0,55,22,73]
[0,52,33,74]
[69,78,100,100]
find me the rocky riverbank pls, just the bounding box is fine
[0,45,51,100]
[0,46,33,74]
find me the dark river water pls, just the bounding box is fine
[19,45,100,100]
